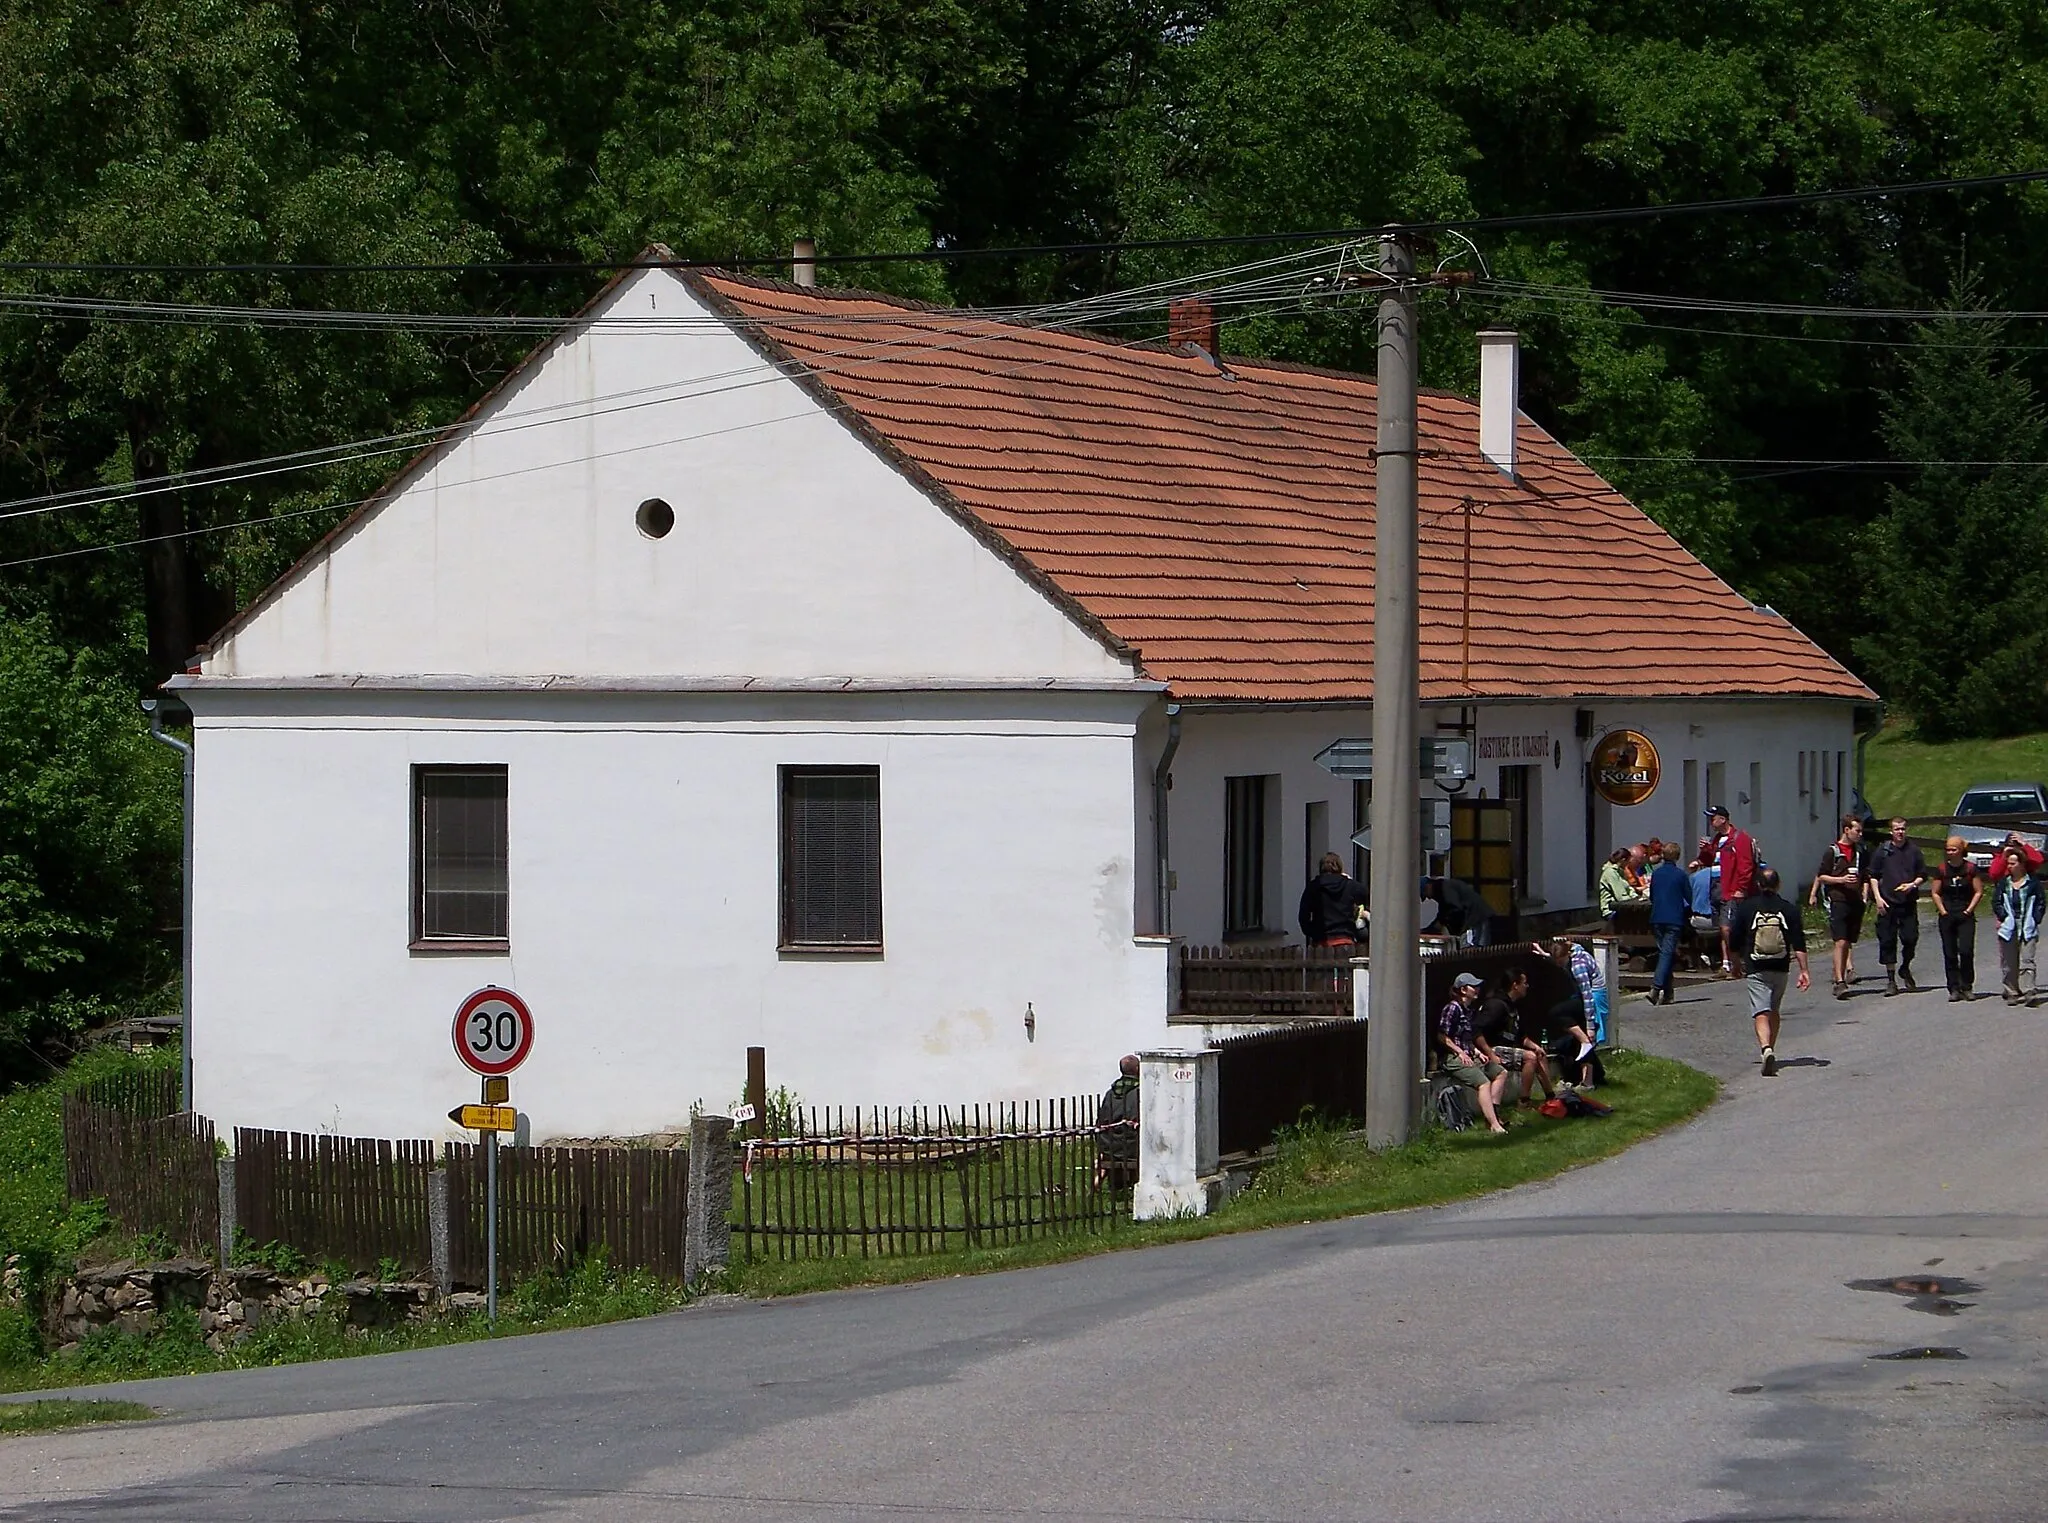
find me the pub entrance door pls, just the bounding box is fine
[1449,799,1521,940]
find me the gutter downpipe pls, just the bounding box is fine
[1152,702,1183,934]
[143,700,194,1113]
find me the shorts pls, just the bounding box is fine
[1441,1056,1505,1089]
[1715,899,1736,928]
[1827,897,1864,943]
[1745,968,1789,1017]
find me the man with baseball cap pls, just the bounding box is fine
[1434,971,1509,1134]
[1705,804,1756,977]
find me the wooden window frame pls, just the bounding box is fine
[410,765,510,955]
[778,765,884,954]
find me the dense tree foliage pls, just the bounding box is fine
[1857,295,2048,739]
[0,619,180,1066]
[4,0,2048,1042]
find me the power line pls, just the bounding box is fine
[0,244,1357,525]
[0,280,1351,568]
[2,168,2044,276]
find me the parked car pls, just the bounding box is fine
[1953,782,2048,869]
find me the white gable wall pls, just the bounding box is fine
[204,269,1129,684]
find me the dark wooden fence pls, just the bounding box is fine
[1178,943,1356,1020]
[233,1129,437,1274]
[738,1101,1125,1262]
[1213,1020,1369,1156]
[62,1095,218,1257]
[444,1143,690,1285]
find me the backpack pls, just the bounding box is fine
[1432,1082,1472,1133]
[1749,905,1792,963]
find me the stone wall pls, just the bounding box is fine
[41,1259,474,1354]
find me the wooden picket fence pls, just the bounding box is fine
[1178,942,1357,1020]
[444,1143,689,1284]
[62,1094,219,1258]
[233,1129,438,1274]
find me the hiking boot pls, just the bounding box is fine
[1948,989,1962,1003]
[1761,1046,1778,1076]
[1901,969,1919,992]
[1834,980,1850,1000]
[1885,972,1899,997]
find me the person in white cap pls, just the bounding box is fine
[1433,972,1509,1134]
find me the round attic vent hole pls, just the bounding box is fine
[636,498,675,539]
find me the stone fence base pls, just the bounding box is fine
[29,1257,476,1355]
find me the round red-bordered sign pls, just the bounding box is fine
[452,987,534,1076]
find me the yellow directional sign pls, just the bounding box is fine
[450,1104,517,1133]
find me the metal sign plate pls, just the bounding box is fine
[452,987,535,1077]
[449,1103,518,1133]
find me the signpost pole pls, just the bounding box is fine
[1367,230,1422,1149]
[485,1122,499,1325]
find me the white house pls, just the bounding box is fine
[175,255,1873,1140]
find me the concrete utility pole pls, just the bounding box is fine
[1366,231,1421,1148]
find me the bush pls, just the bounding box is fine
[0,1305,43,1369]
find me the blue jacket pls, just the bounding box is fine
[1689,865,1718,916]
[1648,861,1691,927]
[1996,875,2044,942]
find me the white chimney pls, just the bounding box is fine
[1477,328,1519,477]
[791,237,817,288]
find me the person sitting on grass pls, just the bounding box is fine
[1486,969,1557,1107]
[1434,972,1509,1135]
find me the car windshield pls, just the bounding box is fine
[1958,791,2043,817]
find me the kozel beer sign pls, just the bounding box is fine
[1592,729,1661,806]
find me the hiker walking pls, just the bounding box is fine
[1993,846,2043,1004]
[1706,805,1756,977]
[1729,867,1809,1077]
[1931,835,1984,1001]
[1809,813,1866,999]
[1867,817,1928,996]
[1647,840,1690,1004]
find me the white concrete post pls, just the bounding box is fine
[1133,1048,1218,1221]
[1350,956,1370,1021]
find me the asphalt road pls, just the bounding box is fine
[5,922,2046,1522]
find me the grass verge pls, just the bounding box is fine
[1864,721,2048,820]
[0,1399,153,1435]
[732,1048,1716,1299]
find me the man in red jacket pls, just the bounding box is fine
[1707,804,1757,978]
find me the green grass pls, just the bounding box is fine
[732,1049,1716,1299]
[0,1398,153,1435]
[1863,721,2048,820]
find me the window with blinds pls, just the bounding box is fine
[1224,774,1269,934]
[780,766,883,949]
[413,766,509,945]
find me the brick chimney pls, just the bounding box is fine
[1168,296,1219,360]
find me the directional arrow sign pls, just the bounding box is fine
[450,1104,518,1133]
[1314,738,1375,779]
[1317,737,1475,783]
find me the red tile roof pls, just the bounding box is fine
[695,272,1873,706]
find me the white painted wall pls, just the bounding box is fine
[1156,698,1861,945]
[186,688,1166,1141]
[203,268,1130,685]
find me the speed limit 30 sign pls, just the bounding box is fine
[453,987,534,1076]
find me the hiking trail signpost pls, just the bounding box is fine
[450,986,534,1324]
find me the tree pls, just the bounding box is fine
[0,617,181,1076]
[1856,297,2048,739]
